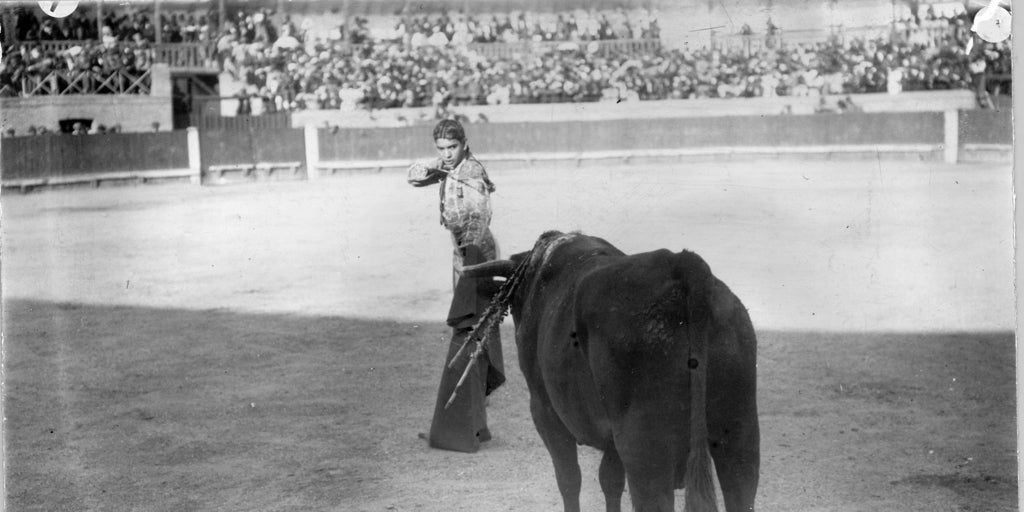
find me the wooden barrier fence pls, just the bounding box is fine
[197,111,293,132]
[0,109,1009,192]
[3,130,188,179]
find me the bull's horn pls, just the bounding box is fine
[459,259,516,278]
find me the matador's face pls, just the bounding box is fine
[435,137,467,170]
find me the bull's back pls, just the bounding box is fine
[573,248,755,401]
[571,249,757,458]
[572,250,696,424]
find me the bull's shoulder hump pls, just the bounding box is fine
[576,248,676,281]
[570,251,675,307]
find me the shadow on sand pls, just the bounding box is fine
[3,299,1015,511]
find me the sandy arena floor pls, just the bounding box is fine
[1,158,1016,511]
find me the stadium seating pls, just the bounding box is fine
[0,3,1011,112]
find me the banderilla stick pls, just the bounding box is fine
[447,335,475,369]
[447,323,487,369]
[442,261,524,409]
[444,338,488,410]
[446,296,505,369]
[447,315,499,369]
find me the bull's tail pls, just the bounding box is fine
[680,251,718,512]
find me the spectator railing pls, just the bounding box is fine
[10,38,664,70]
[465,38,661,58]
[7,39,99,54]
[712,30,842,53]
[18,69,151,96]
[711,34,770,55]
[842,25,900,43]
[711,24,956,52]
[892,24,958,45]
[154,42,217,70]
[596,39,662,56]
[30,40,91,54]
[4,40,219,70]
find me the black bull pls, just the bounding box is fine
[462,231,759,512]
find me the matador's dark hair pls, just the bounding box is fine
[433,119,466,143]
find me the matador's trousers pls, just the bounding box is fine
[426,244,505,453]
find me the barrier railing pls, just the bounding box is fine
[19,69,151,96]
[154,42,217,69]
[4,40,218,70]
[7,38,662,65]
[710,24,955,52]
[465,38,661,58]
[29,39,92,54]
[891,24,957,45]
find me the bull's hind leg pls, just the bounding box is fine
[598,448,625,512]
[530,398,582,512]
[709,416,759,512]
[616,429,676,511]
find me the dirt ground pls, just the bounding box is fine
[1,159,1016,511]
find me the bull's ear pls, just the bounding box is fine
[459,258,516,278]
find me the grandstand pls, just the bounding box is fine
[0,0,1012,190]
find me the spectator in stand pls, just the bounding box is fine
[813,95,840,113]
[837,95,862,113]
[390,7,660,46]
[100,25,118,47]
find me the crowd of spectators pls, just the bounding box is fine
[0,6,289,97]
[2,5,658,46]
[221,22,1010,114]
[0,3,1012,112]
[1,35,155,97]
[3,5,216,44]
[385,8,660,46]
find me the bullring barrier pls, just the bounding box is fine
[0,109,1010,193]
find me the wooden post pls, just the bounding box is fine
[943,109,959,164]
[219,0,226,33]
[97,0,103,38]
[187,127,202,184]
[1,10,13,44]
[155,0,162,44]
[304,124,320,181]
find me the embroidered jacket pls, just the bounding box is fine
[407,153,496,233]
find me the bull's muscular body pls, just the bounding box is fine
[466,231,759,512]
